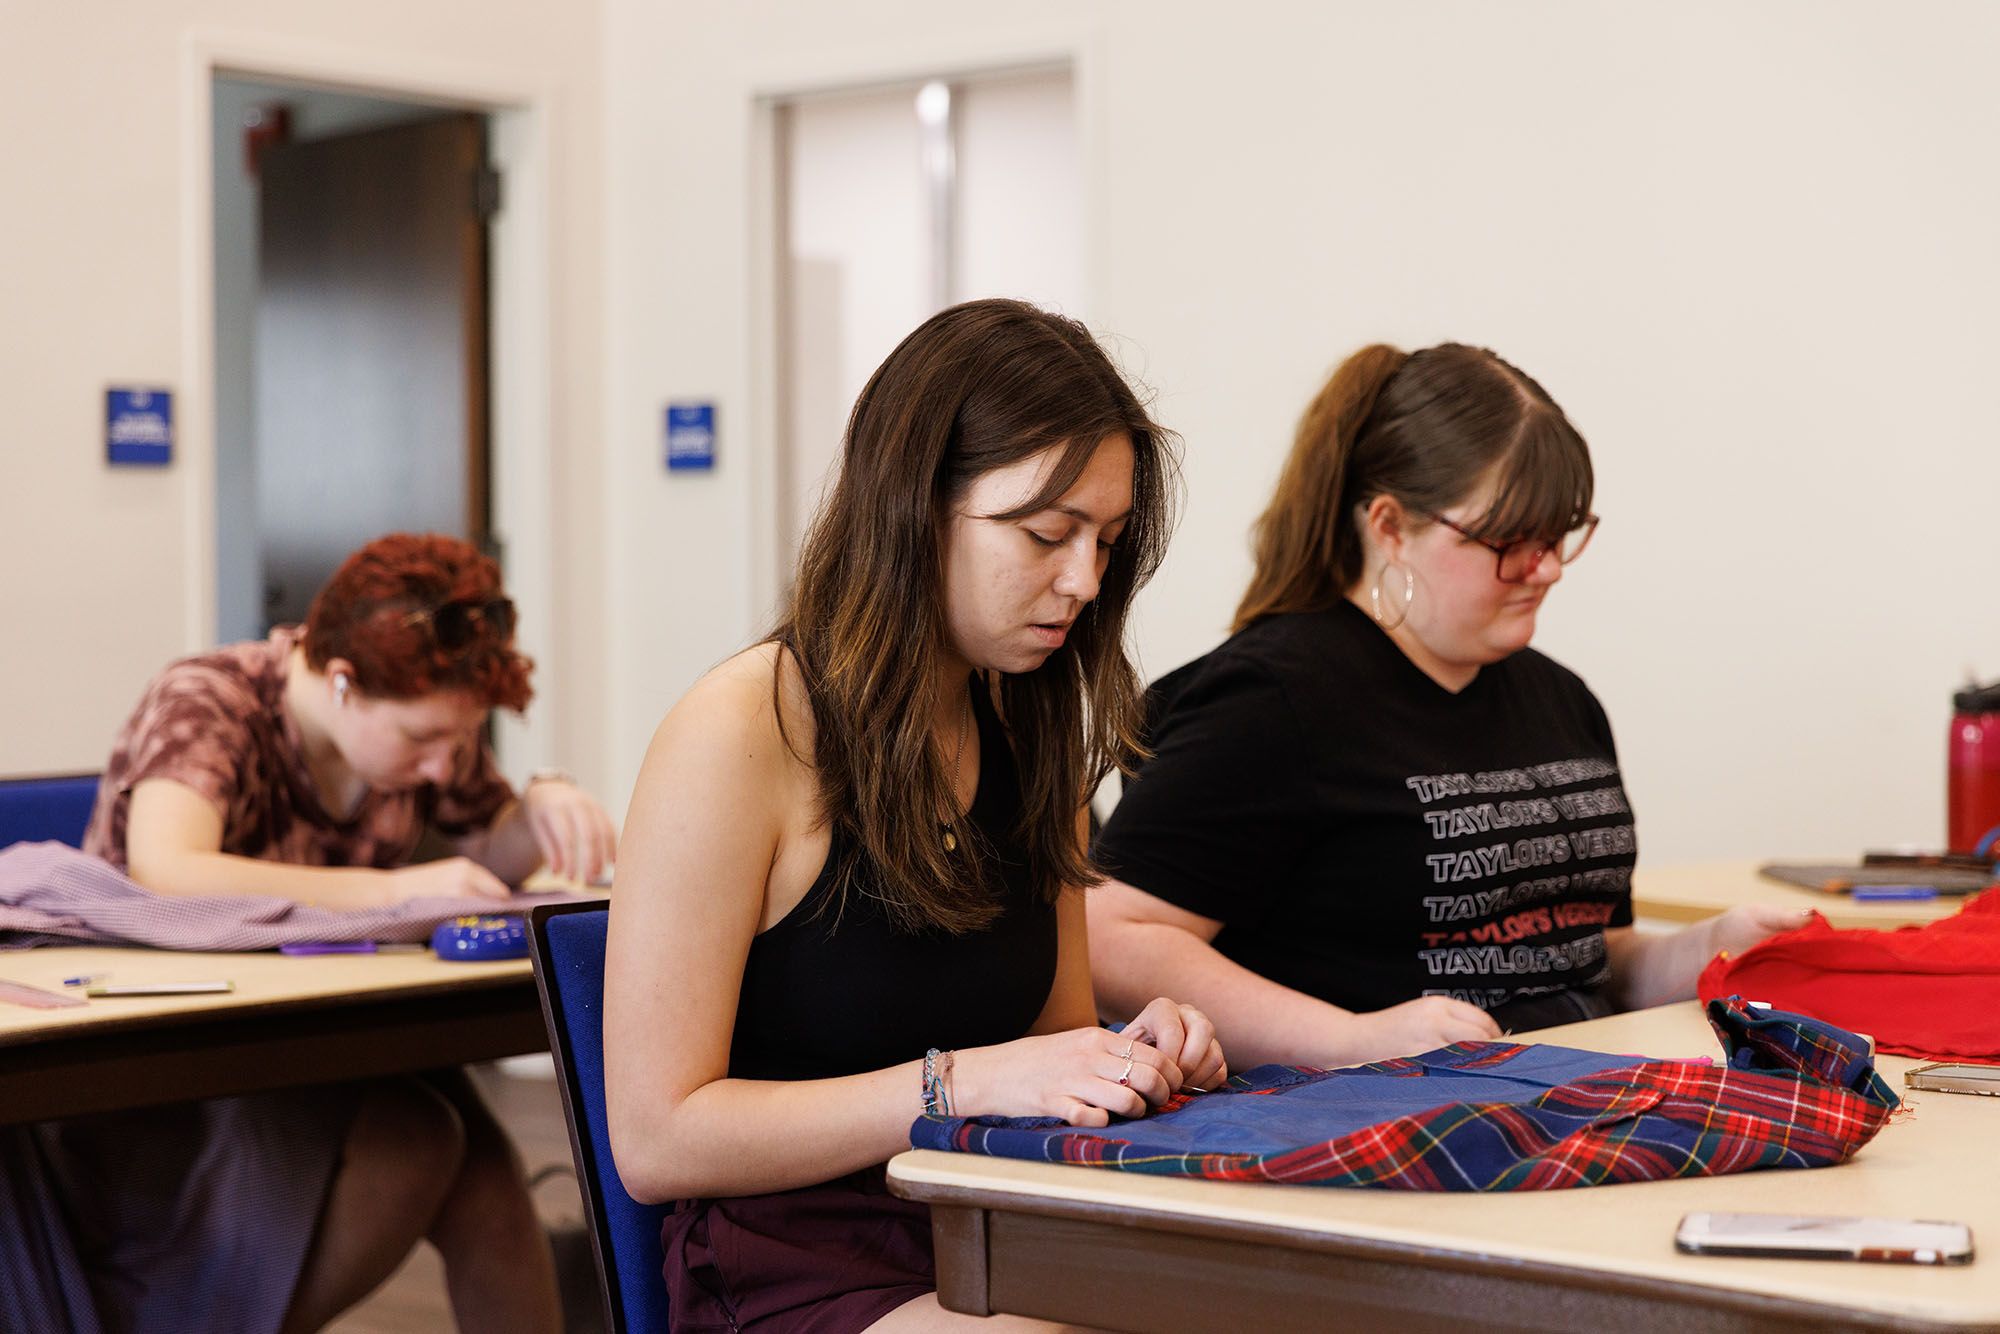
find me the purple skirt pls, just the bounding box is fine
[2,1084,361,1334]
[664,1166,934,1333]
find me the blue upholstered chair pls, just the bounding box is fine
[0,774,101,850]
[528,900,674,1334]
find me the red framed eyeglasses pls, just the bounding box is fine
[1427,513,1599,583]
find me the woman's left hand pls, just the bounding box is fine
[1710,904,1815,959]
[1123,996,1228,1093]
[521,778,619,883]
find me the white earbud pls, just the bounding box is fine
[333,673,351,706]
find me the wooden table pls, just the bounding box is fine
[0,945,544,1126]
[1633,860,1966,930]
[889,1003,2000,1332]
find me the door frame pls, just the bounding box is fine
[181,32,557,773]
[743,24,1105,621]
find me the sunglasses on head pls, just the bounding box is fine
[401,597,517,652]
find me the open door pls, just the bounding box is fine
[255,111,492,627]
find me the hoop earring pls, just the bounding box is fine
[1370,564,1415,631]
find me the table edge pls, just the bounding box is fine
[0,963,532,1050]
[888,1156,1998,1329]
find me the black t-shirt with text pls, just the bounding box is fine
[1094,601,1636,1018]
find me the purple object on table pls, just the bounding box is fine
[278,940,378,956]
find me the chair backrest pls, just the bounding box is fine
[0,774,101,850]
[528,900,674,1334]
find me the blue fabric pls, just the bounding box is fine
[534,905,673,1334]
[917,1042,1645,1162]
[910,1004,1897,1191]
[0,775,99,850]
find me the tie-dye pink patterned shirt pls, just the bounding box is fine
[82,626,514,871]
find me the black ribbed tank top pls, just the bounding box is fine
[727,681,1059,1083]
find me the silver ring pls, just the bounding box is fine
[1116,1055,1135,1087]
[1117,1042,1134,1060]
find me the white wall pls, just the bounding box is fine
[0,1,608,796]
[602,0,2000,862]
[7,2,1997,864]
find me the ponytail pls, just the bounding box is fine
[1232,344,1409,632]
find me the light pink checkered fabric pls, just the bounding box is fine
[0,841,573,950]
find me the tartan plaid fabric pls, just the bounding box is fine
[909,997,1898,1190]
[1705,994,1899,1101]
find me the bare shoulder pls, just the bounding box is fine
[618,644,819,935]
[636,643,812,799]
[706,642,812,719]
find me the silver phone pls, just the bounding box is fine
[1905,1062,2000,1095]
[1675,1211,1972,1265]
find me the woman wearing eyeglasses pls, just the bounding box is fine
[58,532,611,1333]
[1088,343,1807,1071]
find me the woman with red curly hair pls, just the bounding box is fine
[89,531,611,900]
[63,533,613,1333]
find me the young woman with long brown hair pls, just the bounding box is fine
[605,299,1224,1332]
[1088,343,1808,1070]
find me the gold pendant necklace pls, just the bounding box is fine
[942,685,970,853]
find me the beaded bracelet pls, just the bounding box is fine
[921,1047,955,1116]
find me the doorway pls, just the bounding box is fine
[211,78,494,640]
[768,65,1083,583]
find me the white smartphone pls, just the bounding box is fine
[1675,1212,1973,1265]
[84,981,235,997]
[1905,1062,2000,1096]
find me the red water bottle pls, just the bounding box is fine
[1948,681,2000,854]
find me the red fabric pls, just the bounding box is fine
[1697,890,2000,1061]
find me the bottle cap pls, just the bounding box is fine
[1954,680,2000,713]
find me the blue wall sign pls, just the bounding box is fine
[107,387,173,466]
[665,402,716,472]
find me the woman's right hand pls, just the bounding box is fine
[1347,996,1500,1063]
[385,856,512,905]
[954,1026,1184,1127]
